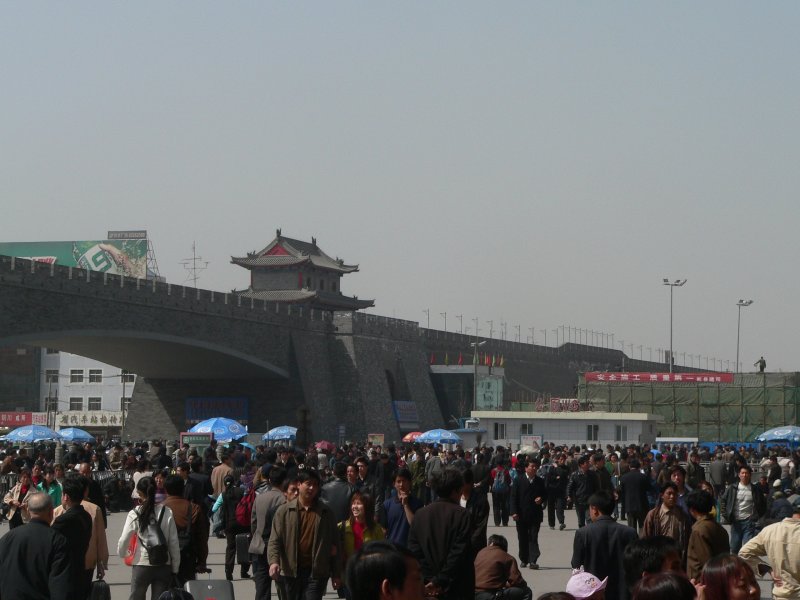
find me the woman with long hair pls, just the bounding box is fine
[699,554,760,600]
[37,465,62,508]
[339,491,385,599]
[117,476,181,600]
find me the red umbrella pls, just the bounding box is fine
[402,431,423,443]
[315,440,336,453]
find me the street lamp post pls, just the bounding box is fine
[663,278,687,373]
[440,312,447,332]
[735,299,754,373]
[120,371,128,441]
[422,309,430,329]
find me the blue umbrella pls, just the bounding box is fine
[58,427,96,443]
[189,417,247,442]
[756,426,800,444]
[417,428,463,445]
[3,425,62,443]
[263,425,297,441]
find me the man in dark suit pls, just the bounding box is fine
[510,458,546,569]
[52,477,93,600]
[618,458,651,533]
[0,492,71,600]
[408,467,472,600]
[572,490,638,600]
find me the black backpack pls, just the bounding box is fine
[139,507,169,566]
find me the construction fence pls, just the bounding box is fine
[578,373,800,442]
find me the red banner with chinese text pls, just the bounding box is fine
[585,372,734,384]
[0,412,33,427]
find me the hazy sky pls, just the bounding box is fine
[2,4,799,371]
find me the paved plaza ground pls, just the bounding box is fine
[1,506,774,599]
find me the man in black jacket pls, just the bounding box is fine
[408,467,472,600]
[510,458,546,569]
[720,464,766,553]
[572,490,638,600]
[545,453,569,530]
[567,455,599,528]
[0,492,71,600]
[320,461,353,522]
[618,458,651,533]
[52,477,93,600]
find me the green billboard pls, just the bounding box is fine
[0,240,148,279]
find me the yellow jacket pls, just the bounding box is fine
[339,519,385,563]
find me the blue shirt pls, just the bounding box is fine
[383,495,423,547]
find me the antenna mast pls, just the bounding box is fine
[180,242,209,288]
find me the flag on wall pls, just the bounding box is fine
[458,352,463,366]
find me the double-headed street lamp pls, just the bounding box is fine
[663,278,687,373]
[736,299,754,373]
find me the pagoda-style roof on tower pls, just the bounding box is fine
[231,230,359,274]
[235,288,374,311]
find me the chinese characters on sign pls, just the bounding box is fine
[57,411,121,427]
[534,398,581,412]
[584,372,734,384]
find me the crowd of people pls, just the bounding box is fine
[0,437,799,600]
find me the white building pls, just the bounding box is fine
[469,408,663,449]
[40,349,133,433]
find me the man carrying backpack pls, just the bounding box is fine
[490,458,511,527]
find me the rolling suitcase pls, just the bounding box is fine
[184,571,235,600]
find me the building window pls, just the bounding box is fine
[46,348,59,354]
[615,425,628,441]
[307,277,312,289]
[320,280,325,290]
[121,371,135,384]
[70,369,84,383]
[121,397,132,411]
[88,369,103,383]
[520,423,535,435]
[87,397,102,411]
[587,424,599,441]
[69,397,83,411]
[494,422,506,440]
[45,369,59,383]
[44,396,58,411]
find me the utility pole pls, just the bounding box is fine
[180,242,209,288]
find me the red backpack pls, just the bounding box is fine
[235,487,256,527]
